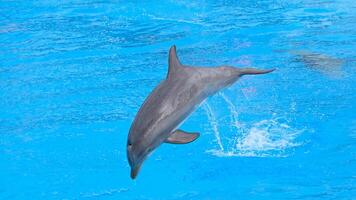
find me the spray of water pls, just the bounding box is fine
[202,102,224,151]
[219,93,243,131]
[204,93,304,158]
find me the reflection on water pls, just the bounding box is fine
[290,50,344,78]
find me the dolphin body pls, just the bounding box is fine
[127,45,274,179]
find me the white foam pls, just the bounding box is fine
[204,95,305,158]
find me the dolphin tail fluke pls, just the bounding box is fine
[238,68,275,76]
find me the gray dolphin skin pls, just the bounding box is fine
[127,45,275,179]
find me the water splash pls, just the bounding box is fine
[235,118,303,156]
[205,94,305,158]
[219,93,243,131]
[202,102,224,151]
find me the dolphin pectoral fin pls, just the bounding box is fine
[165,130,200,144]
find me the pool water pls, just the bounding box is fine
[0,1,355,199]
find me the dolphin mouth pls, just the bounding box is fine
[130,164,141,179]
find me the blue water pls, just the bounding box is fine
[1,1,355,199]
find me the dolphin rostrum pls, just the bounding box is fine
[127,45,274,179]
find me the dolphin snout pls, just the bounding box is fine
[130,164,141,179]
[127,146,145,179]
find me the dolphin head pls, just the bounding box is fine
[126,130,156,179]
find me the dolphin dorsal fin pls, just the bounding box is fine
[167,45,183,79]
[165,130,200,144]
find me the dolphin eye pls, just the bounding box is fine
[128,141,132,147]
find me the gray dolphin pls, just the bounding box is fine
[127,45,275,179]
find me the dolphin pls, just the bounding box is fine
[127,45,274,179]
